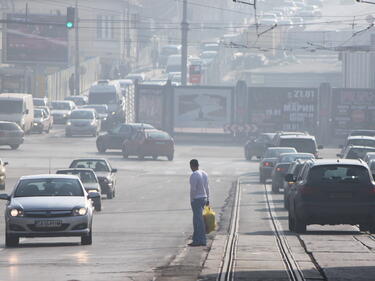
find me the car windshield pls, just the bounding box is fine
[57,170,97,183]
[265,148,296,158]
[33,99,46,106]
[0,122,20,131]
[348,139,375,147]
[89,92,117,105]
[279,139,316,153]
[308,165,370,185]
[0,100,23,114]
[51,102,70,110]
[34,109,42,118]
[70,160,109,172]
[350,131,375,137]
[148,131,170,140]
[66,97,85,105]
[70,111,94,119]
[14,178,84,197]
[347,148,375,159]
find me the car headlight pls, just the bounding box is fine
[67,121,72,126]
[103,117,107,121]
[73,207,87,216]
[111,111,116,115]
[87,189,98,193]
[102,178,109,184]
[62,114,67,118]
[9,208,24,217]
[33,122,38,126]
[90,121,96,126]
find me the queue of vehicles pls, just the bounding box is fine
[246,129,375,235]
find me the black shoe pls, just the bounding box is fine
[188,242,206,247]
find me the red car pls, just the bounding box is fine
[122,130,174,161]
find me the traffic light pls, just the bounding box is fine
[66,7,75,29]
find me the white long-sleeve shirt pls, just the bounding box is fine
[190,170,209,202]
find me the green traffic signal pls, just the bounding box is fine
[66,21,74,29]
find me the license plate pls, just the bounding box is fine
[35,220,62,228]
[329,193,352,199]
[155,141,166,145]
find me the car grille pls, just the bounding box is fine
[27,224,69,232]
[24,210,73,218]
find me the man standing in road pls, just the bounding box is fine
[189,159,209,247]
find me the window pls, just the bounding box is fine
[97,15,114,40]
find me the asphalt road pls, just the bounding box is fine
[0,126,250,281]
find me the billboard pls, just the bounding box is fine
[248,87,318,134]
[331,88,375,138]
[136,85,164,129]
[3,14,69,64]
[174,86,233,129]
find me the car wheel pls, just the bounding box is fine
[284,193,289,210]
[96,139,107,153]
[94,199,102,212]
[10,144,19,150]
[288,211,295,231]
[138,154,144,160]
[246,153,252,161]
[5,233,19,247]
[0,183,5,190]
[81,228,92,245]
[65,132,72,137]
[152,155,158,160]
[271,183,279,194]
[167,154,174,161]
[107,190,113,199]
[259,174,266,184]
[46,125,50,133]
[294,214,307,234]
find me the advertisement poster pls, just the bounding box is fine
[137,86,164,129]
[331,89,375,138]
[248,87,318,134]
[174,87,233,128]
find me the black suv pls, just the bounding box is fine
[96,123,154,153]
[244,133,275,160]
[287,159,375,233]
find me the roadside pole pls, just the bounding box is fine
[181,0,188,86]
[74,0,80,96]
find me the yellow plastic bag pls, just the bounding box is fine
[203,206,216,234]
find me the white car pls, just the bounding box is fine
[0,174,98,247]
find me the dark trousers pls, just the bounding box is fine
[191,197,207,245]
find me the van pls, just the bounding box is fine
[0,93,34,133]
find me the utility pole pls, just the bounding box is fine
[181,0,188,86]
[74,0,80,96]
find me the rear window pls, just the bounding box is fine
[147,131,170,140]
[70,111,94,119]
[279,138,316,153]
[0,122,20,130]
[280,154,314,163]
[348,139,375,147]
[347,148,375,159]
[307,165,370,185]
[265,148,296,158]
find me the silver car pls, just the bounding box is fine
[0,174,99,247]
[0,121,24,150]
[65,109,100,137]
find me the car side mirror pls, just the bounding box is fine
[4,162,8,166]
[285,174,295,182]
[112,168,117,173]
[0,193,10,201]
[339,144,343,149]
[318,145,324,150]
[87,192,100,199]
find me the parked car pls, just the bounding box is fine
[122,129,174,161]
[56,168,102,211]
[69,158,117,199]
[283,159,307,210]
[244,133,275,160]
[287,159,375,233]
[51,100,76,124]
[32,108,51,133]
[81,104,109,131]
[96,123,155,153]
[0,159,8,190]
[340,145,375,160]
[64,96,88,106]
[0,121,24,150]
[259,147,297,183]
[271,152,315,193]
[65,109,100,137]
[0,174,98,246]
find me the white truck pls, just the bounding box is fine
[0,93,34,133]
